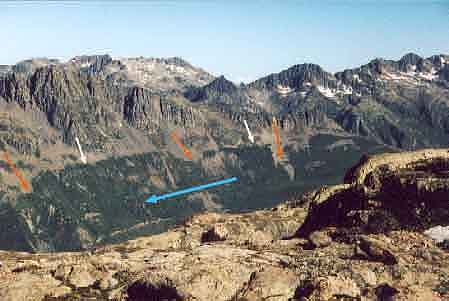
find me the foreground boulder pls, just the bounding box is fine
[297,149,449,237]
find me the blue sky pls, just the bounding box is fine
[1,0,448,83]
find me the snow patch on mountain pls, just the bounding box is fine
[276,84,293,96]
[381,68,439,85]
[317,86,336,98]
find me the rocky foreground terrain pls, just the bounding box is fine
[0,149,448,300]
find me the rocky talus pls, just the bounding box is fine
[0,149,448,300]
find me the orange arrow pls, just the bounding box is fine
[171,131,193,160]
[2,152,31,192]
[272,117,283,160]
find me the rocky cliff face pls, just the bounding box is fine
[123,86,202,129]
[0,58,207,153]
[0,149,448,301]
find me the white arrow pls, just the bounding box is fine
[243,119,255,143]
[75,137,87,164]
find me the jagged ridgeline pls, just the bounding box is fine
[0,53,448,251]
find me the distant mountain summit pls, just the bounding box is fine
[184,75,238,102]
[250,63,334,90]
[1,54,215,93]
[248,53,449,99]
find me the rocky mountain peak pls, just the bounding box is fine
[184,75,238,102]
[249,63,335,91]
[69,54,113,74]
[158,56,194,67]
[206,75,237,93]
[109,56,214,92]
[429,54,449,66]
[398,52,423,70]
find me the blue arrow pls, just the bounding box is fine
[145,177,238,204]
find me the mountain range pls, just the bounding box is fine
[1,52,449,252]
